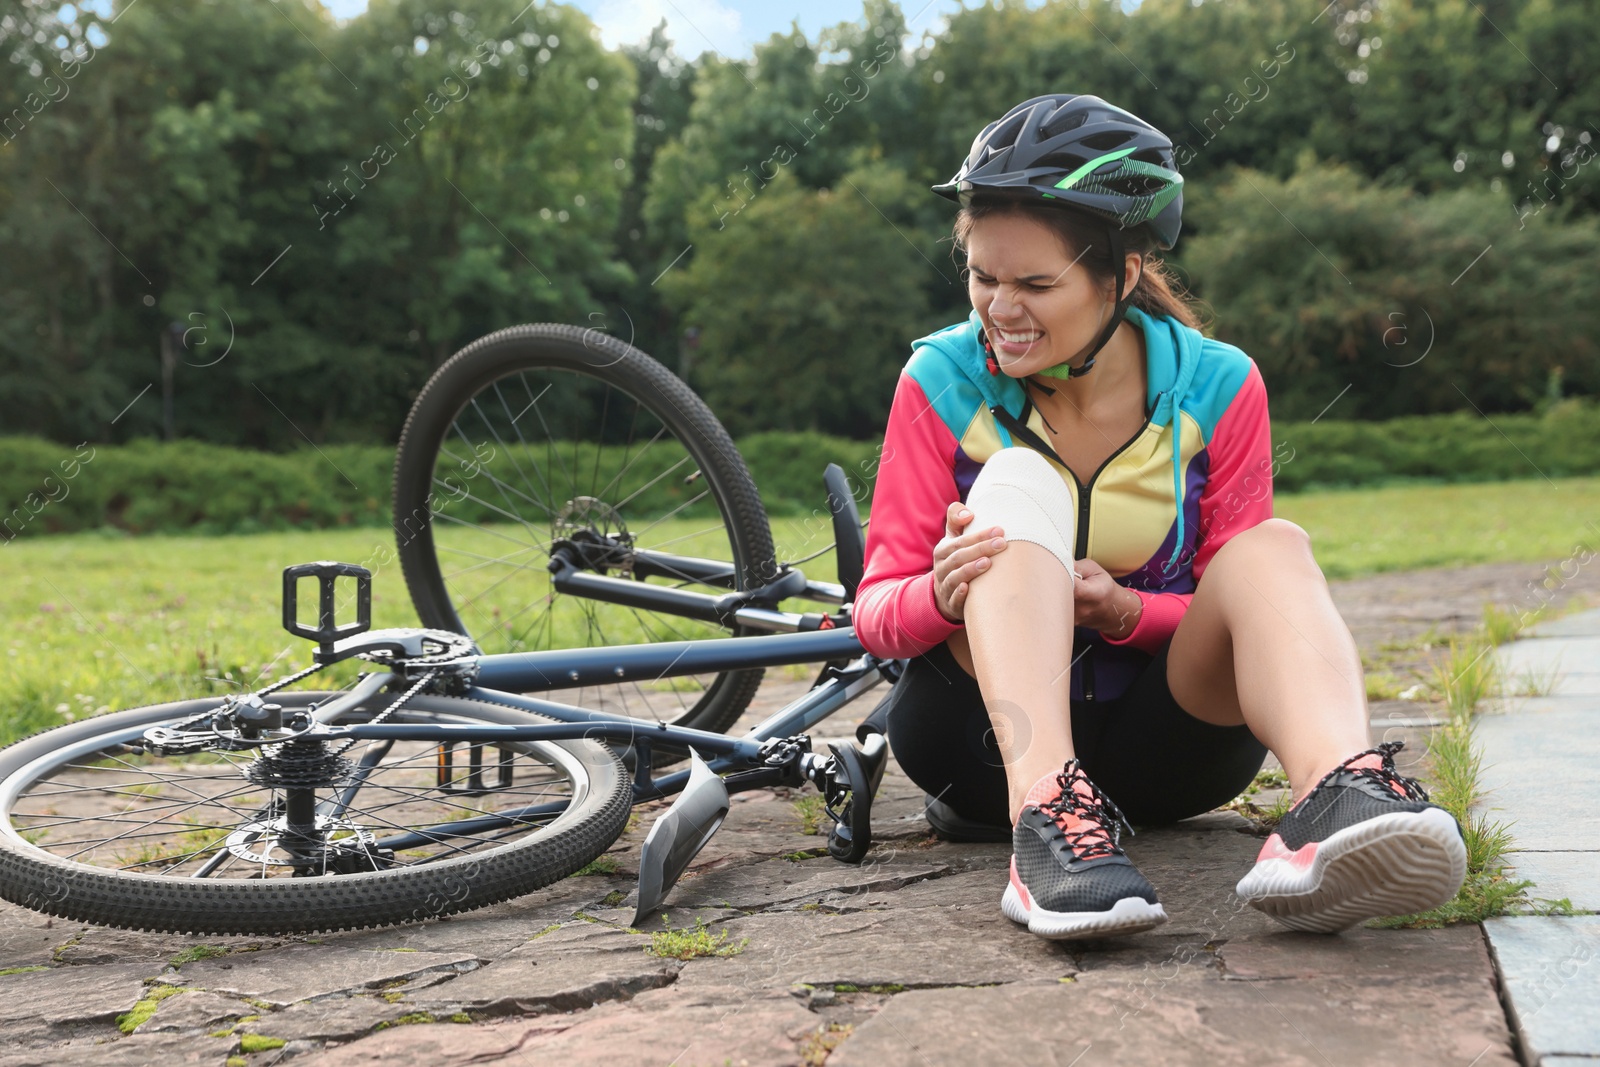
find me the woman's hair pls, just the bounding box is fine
[953,199,1212,333]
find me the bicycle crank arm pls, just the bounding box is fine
[631,749,730,926]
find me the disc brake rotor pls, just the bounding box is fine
[225,815,377,867]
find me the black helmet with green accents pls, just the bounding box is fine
[934,93,1184,250]
[936,94,1184,381]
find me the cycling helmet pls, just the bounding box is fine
[936,94,1184,380]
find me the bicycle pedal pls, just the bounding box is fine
[283,562,372,659]
[824,741,875,865]
[436,743,516,795]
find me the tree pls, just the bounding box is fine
[1181,155,1600,420]
[660,167,934,437]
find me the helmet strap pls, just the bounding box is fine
[1035,227,1140,381]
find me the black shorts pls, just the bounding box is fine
[865,637,1267,828]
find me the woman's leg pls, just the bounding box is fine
[1164,518,1371,799]
[957,539,1078,821]
[952,448,1084,822]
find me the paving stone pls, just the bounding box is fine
[299,983,821,1067]
[414,940,681,1017]
[0,1032,232,1067]
[56,928,277,967]
[1504,852,1600,912]
[795,867,1002,913]
[668,852,951,911]
[1485,916,1600,1060]
[171,944,485,1007]
[829,973,1518,1067]
[670,906,1075,994]
[1478,706,1600,852]
[0,904,78,969]
[1495,637,1600,681]
[1217,924,1491,981]
[237,997,414,1044]
[318,876,607,961]
[138,990,252,1034]
[0,963,150,1043]
[1524,609,1600,639]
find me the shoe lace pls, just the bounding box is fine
[1041,760,1134,861]
[1335,740,1431,802]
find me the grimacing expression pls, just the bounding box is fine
[964,211,1135,378]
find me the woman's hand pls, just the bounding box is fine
[1072,558,1142,639]
[932,501,1007,623]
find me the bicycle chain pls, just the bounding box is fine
[329,669,438,757]
[256,659,330,697]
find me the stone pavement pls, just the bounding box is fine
[1,559,1596,1066]
[1477,607,1600,1066]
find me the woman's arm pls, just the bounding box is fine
[853,372,967,660]
[1101,361,1275,654]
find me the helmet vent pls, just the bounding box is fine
[1080,130,1135,150]
[1040,109,1089,139]
[1107,176,1164,196]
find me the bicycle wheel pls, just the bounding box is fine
[0,691,631,935]
[393,324,776,736]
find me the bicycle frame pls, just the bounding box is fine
[333,627,885,794]
[305,549,902,854]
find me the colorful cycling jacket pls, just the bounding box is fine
[854,305,1277,703]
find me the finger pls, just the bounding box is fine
[961,526,1005,547]
[950,581,968,614]
[946,543,992,571]
[953,535,1008,564]
[946,504,973,538]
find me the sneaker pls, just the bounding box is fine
[1235,742,1467,933]
[1001,759,1167,940]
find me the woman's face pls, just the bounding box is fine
[964,211,1124,379]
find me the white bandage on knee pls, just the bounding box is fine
[965,447,1082,582]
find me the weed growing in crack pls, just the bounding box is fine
[575,856,620,876]
[793,794,827,836]
[800,1022,853,1065]
[237,1034,286,1053]
[169,944,232,967]
[116,985,187,1033]
[645,914,748,960]
[1377,609,1536,927]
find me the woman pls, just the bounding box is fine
[852,94,1467,941]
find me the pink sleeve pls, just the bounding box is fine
[852,373,966,660]
[1103,362,1275,654]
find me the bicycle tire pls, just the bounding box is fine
[393,324,776,738]
[0,692,631,935]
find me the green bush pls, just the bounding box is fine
[3,404,1596,539]
[1272,400,1600,492]
[0,437,389,540]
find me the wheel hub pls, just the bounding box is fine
[225,814,382,870]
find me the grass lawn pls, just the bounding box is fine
[2,475,1596,747]
[1273,476,1600,580]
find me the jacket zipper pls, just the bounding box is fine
[991,394,1159,702]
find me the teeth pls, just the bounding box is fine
[997,329,1042,343]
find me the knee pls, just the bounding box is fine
[966,448,1078,578]
[1216,518,1314,565]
